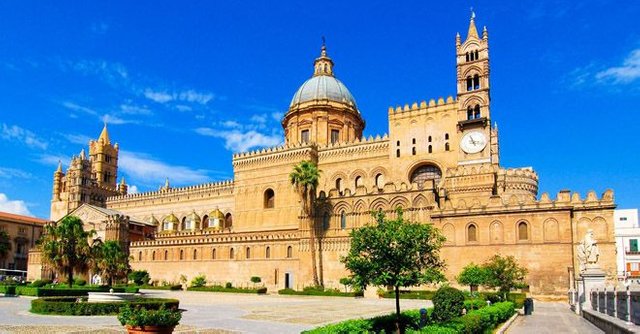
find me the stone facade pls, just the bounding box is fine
[0,212,48,272]
[40,14,616,296]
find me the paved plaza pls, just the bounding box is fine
[0,290,430,333]
[507,301,603,334]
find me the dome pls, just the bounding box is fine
[290,75,357,109]
[147,215,159,226]
[164,213,179,224]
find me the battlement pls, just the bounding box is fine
[388,96,458,118]
[106,180,234,204]
[232,142,316,169]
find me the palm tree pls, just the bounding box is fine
[39,216,95,287]
[290,160,321,287]
[0,230,10,268]
[94,241,131,286]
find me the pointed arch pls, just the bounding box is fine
[412,194,428,207]
[389,196,410,210]
[466,222,478,243]
[543,218,559,242]
[442,223,455,245]
[369,197,389,212]
[490,221,503,244]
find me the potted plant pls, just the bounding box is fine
[117,304,182,334]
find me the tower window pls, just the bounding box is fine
[428,136,432,142]
[152,251,156,261]
[473,74,480,90]
[518,222,529,240]
[301,130,310,143]
[467,106,474,120]
[193,249,197,260]
[164,250,168,261]
[465,52,469,62]
[474,105,481,119]
[331,130,340,144]
[212,248,216,259]
[266,246,271,259]
[396,140,400,146]
[246,247,251,259]
[466,77,473,91]
[230,248,235,259]
[396,149,400,158]
[335,178,343,193]
[340,211,346,230]
[179,249,184,260]
[412,147,416,155]
[445,133,449,140]
[428,145,432,153]
[264,188,275,208]
[355,176,362,188]
[375,173,384,189]
[412,138,416,144]
[287,246,293,258]
[467,224,477,242]
[105,155,111,163]
[445,142,450,151]
[475,50,479,60]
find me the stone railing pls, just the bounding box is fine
[589,285,639,325]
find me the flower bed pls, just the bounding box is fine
[188,285,267,294]
[302,302,515,334]
[278,287,364,297]
[30,297,179,315]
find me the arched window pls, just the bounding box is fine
[410,164,442,188]
[212,248,216,259]
[152,251,156,261]
[474,105,481,119]
[179,249,184,260]
[375,173,384,189]
[181,216,187,230]
[287,246,293,258]
[355,176,362,188]
[518,222,529,240]
[138,251,142,261]
[467,106,474,120]
[264,188,275,208]
[193,249,197,260]
[466,52,469,62]
[396,140,400,146]
[225,213,233,229]
[340,211,346,230]
[202,215,209,228]
[335,178,343,193]
[473,74,480,90]
[230,248,235,259]
[445,142,450,151]
[412,147,416,155]
[445,133,449,140]
[428,145,432,153]
[466,77,473,91]
[428,136,432,142]
[246,247,251,259]
[319,191,326,199]
[164,250,168,260]
[266,246,271,259]
[396,149,400,157]
[468,224,477,242]
[412,138,416,144]
[475,50,479,60]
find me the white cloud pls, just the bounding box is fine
[101,114,137,125]
[175,105,192,112]
[38,154,70,167]
[119,150,211,185]
[143,88,214,105]
[62,101,98,115]
[0,193,32,216]
[62,133,92,145]
[271,112,284,121]
[120,103,152,115]
[195,127,282,152]
[1,124,48,150]
[0,167,31,179]
[70,59,128,81]
[250,114,267,123]
[596,49,640,84]
[128,185,139,194]
[221,120,242,128]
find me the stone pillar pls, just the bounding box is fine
[578,265,606,315]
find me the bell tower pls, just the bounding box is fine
[455,12,499,165]
[89,123,119,188]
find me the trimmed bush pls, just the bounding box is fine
[30,297,179,315]
[30,279,52,288]
[463,298,486,311]
[225,282,233,288]
[188,285,267,294]
[74,279,87,286]
[128,270,150,286]
[381,290,436,300]
[0,285,16,295]
[302,309,429,334]
[279,288,363,297]
[432,286,465,323]
[190,275,207,288]
[12,285,138,297]
[139,284,182,291]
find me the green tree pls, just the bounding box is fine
[289,160,321,286]
[457,263,489,293]
[0,230,11,265]
[128,270,151,286]
[342,209,446,320]
[94,241,131,286]
[39,216,95,287]
[482,254,528,299]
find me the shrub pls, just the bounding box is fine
[302,308,429,334]
[380,289,437,300]
[30,279,52,288]
[30,297,179,315]
[128,270,150,286]
[187,285,267,294]
[0,285,16,295]
[117,304,181,327]
[460,302,514,333]
[74,278,87,286]
[278,288,363,297]
[432,286,465,322]
[190,274,207,288]
[225,282,233,289]
[250,276,261,284]
[463,298,486,311]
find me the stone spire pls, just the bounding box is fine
[79,148,86,160]
[313,37,334,77]
[467,10,479,40]
[56,160,63,173]
[98,122,111,145]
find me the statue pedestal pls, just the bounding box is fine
[577,266,606,315]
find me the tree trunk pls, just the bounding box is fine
[67,268,74,288]
[309,216,320,287]
[395,285,401,321]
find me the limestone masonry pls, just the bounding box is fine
[31,14,616,296]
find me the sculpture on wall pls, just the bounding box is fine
[577,229,600,272]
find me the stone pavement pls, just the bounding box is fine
[0,290,431,333]
[507,301,603,334]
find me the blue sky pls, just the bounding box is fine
[0,1,638,219]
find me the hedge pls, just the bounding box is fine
[380,290,526,307]
[303,302,515,334]
[139,284,183,291]
[278,288,363,297]
[188,286,267,294]
[11,286,139,297]
[0,285,16,295]
[30,297,179,315]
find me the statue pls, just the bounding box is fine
[577,229,600,272]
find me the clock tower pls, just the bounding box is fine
[455,12,499,165]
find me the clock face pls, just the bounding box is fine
[460,131,487,154]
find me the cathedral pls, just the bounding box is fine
[30,15,616,296]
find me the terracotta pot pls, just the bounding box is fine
[125,325,175,334]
